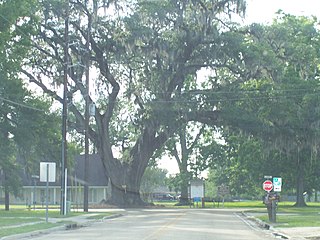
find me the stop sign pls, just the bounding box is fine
[263,180,273,192]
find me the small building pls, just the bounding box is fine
[0,154,109,206]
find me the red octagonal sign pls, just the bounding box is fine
[263,180,273,192]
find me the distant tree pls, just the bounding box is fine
[140,166,168,201]
[165,122,224,205]
[164,123,203,205]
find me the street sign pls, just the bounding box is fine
[40,162,56,182]
[218,184,230,196]
[273,177,282,192]
[263,180,273,192]
[189,179,204,198]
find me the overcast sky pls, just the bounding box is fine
[244,0,320,24]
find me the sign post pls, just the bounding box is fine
[262,179,279,223]
[40,162,56,223]
[189,179,204,208]
[217,184,230,208]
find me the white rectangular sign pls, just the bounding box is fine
[273,177,282,192]
[40,162,56,182]
[190,180,204,198]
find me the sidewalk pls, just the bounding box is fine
[276,227,320,240]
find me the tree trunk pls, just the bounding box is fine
[105,159,147,207]
[294,158,307,207]
[4,186,9,211]
[177,129,191,206]
[178,172,190,205]
[97,123,168,207]
[95,98,174,207]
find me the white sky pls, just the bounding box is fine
[244,0,320,24]
[159,0,320,176]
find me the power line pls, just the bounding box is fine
[0,95,44,112]
[138,91,320,104]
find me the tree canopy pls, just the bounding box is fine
[0,0,69,210]
[3,0,320,208]
[210,13,320,206]
[19,0,246,206]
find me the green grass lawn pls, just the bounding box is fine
[152,200,295,208]
[0,207,83,238]
[0,206,120,238]
[0,209,64,238]
[243,203,320,228]
[0,217,43,227]
[0,222,62,238]
[258,214,320,228]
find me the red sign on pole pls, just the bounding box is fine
[263,180,273,192]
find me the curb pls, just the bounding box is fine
[65,213,124,229]
[241,212,290,239]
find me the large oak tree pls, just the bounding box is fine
[22,0,246,206]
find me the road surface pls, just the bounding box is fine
[28,208,275,240]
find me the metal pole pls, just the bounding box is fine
[84,8,91,213]
[271,200,277,223]
[61,0,69,215]
[46,164,49,223]
[32,175,39,211]
[64,168,68,214]
[33,179,36,210]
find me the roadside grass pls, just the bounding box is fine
[0,217,43,227]
[0,206,120,237]
[152,200,273,208]
[243,202,320,228]
[0,207,86,238]
[0,222,63,238]
[0,208,84,218]
[258,212,320,228]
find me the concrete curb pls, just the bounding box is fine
[241,211,290,239]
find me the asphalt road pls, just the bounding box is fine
[28,208,275,240]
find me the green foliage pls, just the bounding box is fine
[0,0,66,198]
[140,166,168,195]
[210,14,320,203]
[166,174,185,194]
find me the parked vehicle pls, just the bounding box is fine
[153,193,175,201]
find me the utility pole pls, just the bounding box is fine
[61,0,69,215]
[83,7,91,213]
